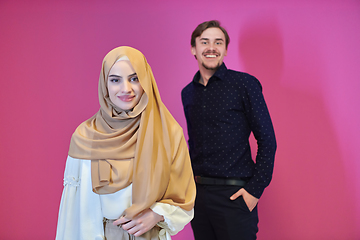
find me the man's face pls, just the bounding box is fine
[191,27,227,71]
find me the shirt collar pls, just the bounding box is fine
[192,63,228,85]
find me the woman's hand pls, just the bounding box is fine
[113,208,164,237]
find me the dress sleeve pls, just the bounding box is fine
[56,156,104,240]
[151,202,194,239]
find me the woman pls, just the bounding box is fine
[56,46,196,240]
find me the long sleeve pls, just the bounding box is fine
[151,202,194,239]
[242,77,277,198]
[56,156,104,240]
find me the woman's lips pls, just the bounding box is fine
[118,95,135,102]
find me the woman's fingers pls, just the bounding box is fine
[112,208,163,236]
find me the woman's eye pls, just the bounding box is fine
[130,76,139,82]
[109,78,119,83]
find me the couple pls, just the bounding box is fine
[56,20,276,240]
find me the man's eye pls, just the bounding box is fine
[201,42,207,45]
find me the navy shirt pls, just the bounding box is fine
[181,63,276,198]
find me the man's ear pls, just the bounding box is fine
[191,46,196,56]
[191,46,197,59]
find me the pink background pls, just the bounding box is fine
[0,0,359,239]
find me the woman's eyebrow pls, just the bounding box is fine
[108,74,121,78]
[109,73,137,78]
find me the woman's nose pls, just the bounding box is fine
[121,81,132,93]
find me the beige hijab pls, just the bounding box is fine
[68,46,195,218]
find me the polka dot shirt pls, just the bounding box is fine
[181,63,277,198]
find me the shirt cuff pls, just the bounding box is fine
[150,202,194,236]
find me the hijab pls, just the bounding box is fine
[68,46,195,218]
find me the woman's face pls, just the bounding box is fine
[107,60,144,111]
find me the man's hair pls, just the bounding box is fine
[191,20,230,49]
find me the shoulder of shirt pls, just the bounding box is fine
[225,68,255,80]
[181,80,195,96]
[225,68,262,89]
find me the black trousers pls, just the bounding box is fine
[191,183,259,240]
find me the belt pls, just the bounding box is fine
[195,176,246,187]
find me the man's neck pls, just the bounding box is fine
[199,68,216,86]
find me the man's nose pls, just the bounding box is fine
[208,42,215,50]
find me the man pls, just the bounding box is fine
[181,20,277,240]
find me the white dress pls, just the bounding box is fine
[56,156,194,240]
